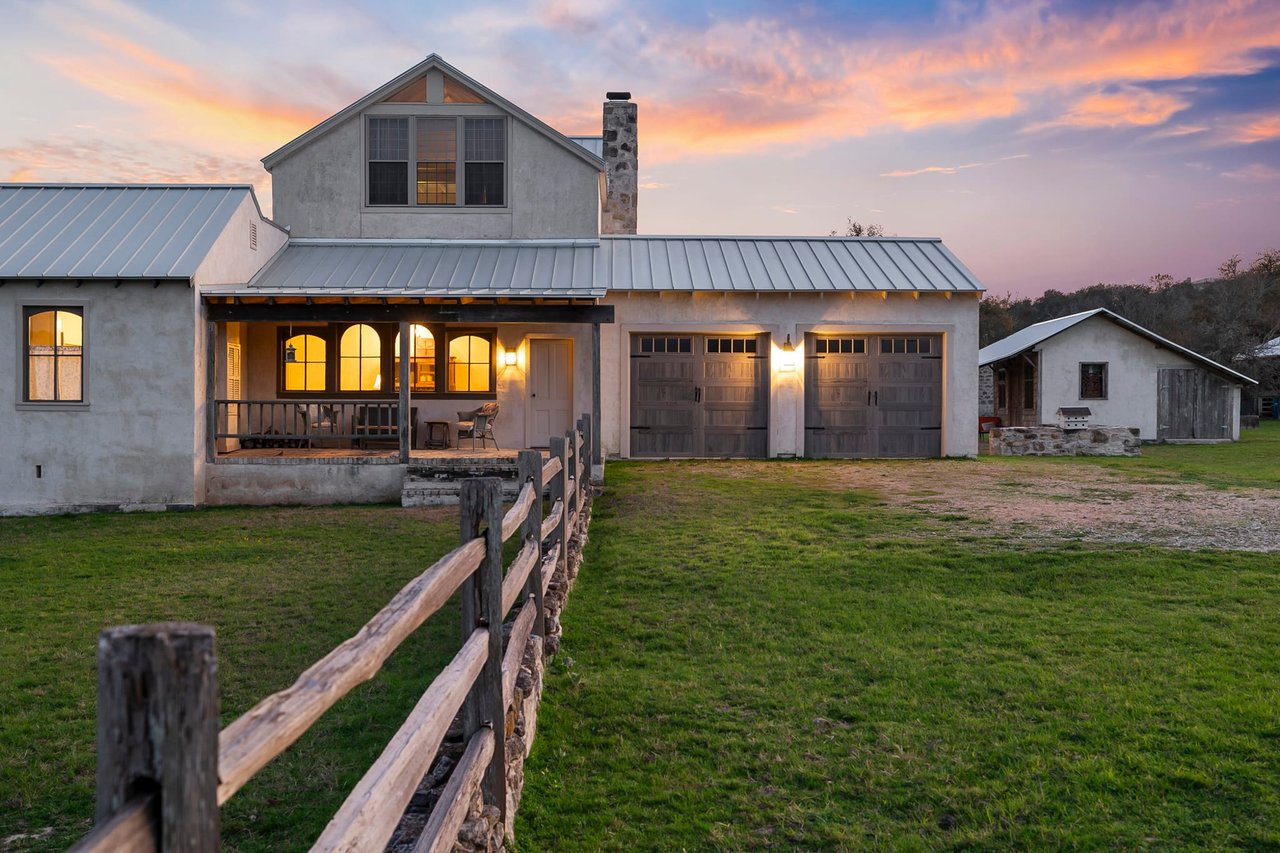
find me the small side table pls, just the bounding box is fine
[424,420,451,449]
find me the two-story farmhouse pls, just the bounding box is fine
[1,55,983,514]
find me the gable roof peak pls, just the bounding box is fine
[261,54,603,172]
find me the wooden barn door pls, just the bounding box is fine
[1158,368,1231,439]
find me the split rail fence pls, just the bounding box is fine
[67,415,595,853]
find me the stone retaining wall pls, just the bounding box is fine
[386,489,594,853]
[989,425,1141,457]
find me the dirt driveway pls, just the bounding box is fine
[827,459,1280,552]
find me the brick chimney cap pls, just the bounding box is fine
[606,91,632,101]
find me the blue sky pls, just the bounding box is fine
[1,0,1277,296]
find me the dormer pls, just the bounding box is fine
[263,55,604,240]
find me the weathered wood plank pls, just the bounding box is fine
[540,545,560,599]
[540,500,563,543]
[458,478,508,827]
[309,630,487,853]
[68,793,157,853]
[541,455,562,483]
[97,624,218,852]
[501,538,540,616]
[502,600,537,711]
[217,538,484,804]
[501,480,535,543]
[411,728,494,853]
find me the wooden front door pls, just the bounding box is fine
[630,333,769,457]
[805,333,943,458]
[527,338,573,447]
[1157,368,1231,439]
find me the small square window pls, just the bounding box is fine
[1080,363,1108,399]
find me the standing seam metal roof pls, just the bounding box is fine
[216,235,985,298]
[0,185,259,279]
[220,238,603,298]
[598,236,984,292]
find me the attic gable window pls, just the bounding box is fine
[464,119,505,206]
[367,116,506,208]
[368,118,409,205]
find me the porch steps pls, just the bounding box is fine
[401,455,522,507]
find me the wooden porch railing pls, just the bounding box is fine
[68,415,594,853]
[213,399,407,449]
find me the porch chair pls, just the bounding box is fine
[455,402,500,451]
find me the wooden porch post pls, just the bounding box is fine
[398,321,411,463]
[205,321,217,464]
[591,322,602,472]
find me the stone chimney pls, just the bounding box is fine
[601,92,637,235]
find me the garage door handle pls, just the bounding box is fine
[694,386,701,403]
[867,391,871,406]
[874,390,878,406]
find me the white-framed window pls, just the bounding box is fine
[23,306,84,402]
[367,116,506,208]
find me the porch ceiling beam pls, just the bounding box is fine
[204,301,616,324]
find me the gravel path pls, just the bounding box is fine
[825,460,1280,552]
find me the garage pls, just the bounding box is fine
[804,333,943,458]
[630,333,769,457]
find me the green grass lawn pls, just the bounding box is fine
[0,506,464,852]
[3,427,1278,851]
[517,448,1280,848]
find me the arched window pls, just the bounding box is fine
[448,334,491,392]
[340,324,382,391]
[394,325,436,392]
[282,333,327,392]
[25,308,83,401]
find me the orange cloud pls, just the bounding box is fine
[40,32,331,158]
[1225,114,1280,144]
[546,0,1280,162]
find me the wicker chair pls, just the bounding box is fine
[455,402,500,450]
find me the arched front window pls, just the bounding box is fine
[340,324,382,391]
[25,308,83,401]
[448,334,491,392]
[394,325,436,392]
[283,333,326,392]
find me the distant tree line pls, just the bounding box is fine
[980,250,1280,398]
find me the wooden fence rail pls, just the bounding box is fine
[69,415,595,853]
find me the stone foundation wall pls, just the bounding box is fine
[387,490,594,853]
[989,425,1141,457]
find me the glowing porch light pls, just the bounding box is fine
[778,334,798,372]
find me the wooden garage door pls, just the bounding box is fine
[805,333,942,458]
[1158,368,1231,439]
[630,333,769,457]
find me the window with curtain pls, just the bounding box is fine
[340,324,383,391]
[282,333,327,392]
[447,333,492,392]
[394,325,436,392]
[24,307,83,402]
[415,118,456,205]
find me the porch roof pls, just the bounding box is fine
[209,238,604,299]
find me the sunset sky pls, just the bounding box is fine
[1,0,1278,296]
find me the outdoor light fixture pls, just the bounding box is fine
[284,323,297,362]
[779,333,797,372]
[782,334,795,352]
[504,350,517,367]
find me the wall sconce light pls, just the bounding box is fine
[779,333,797,372]
[504,349,517,367]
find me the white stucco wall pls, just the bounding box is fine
[268,111,599,240]
[1,283,200,514]
[1036,316,1242,439]
[599,291,981,459]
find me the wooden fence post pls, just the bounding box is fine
[547,435,568,580]
[577,414,591,486]
[516,450,546,637]
[96,623,219,852]
[563,428,577,560]
[457,478,507,822]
